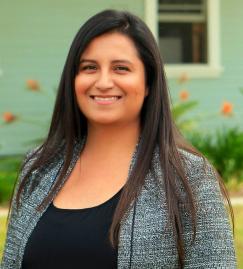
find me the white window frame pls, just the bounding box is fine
[144,0,223,78]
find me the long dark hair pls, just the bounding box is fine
[12,10,232,268]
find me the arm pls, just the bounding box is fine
[182,156,237,268]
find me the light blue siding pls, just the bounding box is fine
[0,0,242,155]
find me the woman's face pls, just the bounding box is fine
[74,32,148,127]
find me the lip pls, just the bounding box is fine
[90,95,122,105]
[90,95,122,98]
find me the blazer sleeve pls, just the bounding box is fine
[182,155,237,268]
[0,148,36,268]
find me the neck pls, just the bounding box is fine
[83,121,141,157]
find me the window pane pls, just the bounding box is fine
[158,0,207,64]
[159,0,204,15]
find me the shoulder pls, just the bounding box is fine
[179,148,206,169]
[178,148,222,203]
[178,148,215,180]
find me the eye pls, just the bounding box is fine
[79,65,97,72]
[114,66,130,72]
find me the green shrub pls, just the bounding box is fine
[0,156,22,205]
[172,100,199,134]
[0,172,17,204]
[188,128,243,182]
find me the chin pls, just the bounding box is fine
[88,117,121,126]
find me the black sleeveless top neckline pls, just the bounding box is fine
[21,188,123,269]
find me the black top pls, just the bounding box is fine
[22,188,123,269]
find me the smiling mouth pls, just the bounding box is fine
[90,95,122,101]
[90,95,122,105]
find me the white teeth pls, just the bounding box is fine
[93,96,119,101]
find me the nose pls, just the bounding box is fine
[94,70,114,90]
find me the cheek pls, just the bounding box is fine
[117,75,146,97]
[131,83,147,101]
[74,75,93,95]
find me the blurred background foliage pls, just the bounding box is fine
[189,128,243,182]
[172,76,243,193]
[0,156,21,205]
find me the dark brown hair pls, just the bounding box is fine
[12,9,233,268]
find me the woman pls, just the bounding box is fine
[1,9,236,269]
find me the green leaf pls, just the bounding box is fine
[172,100,198,120]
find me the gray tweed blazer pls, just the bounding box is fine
[0,140,237,268]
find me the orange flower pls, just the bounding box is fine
[2,112,17,123]
[178,73,189,84]
[221,101,233,116]
[179,90,189,101]
[26,79,40,91]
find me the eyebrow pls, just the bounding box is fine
[79,59,133,65]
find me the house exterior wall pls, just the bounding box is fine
[0,0,242,155]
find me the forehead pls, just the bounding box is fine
[80,32,140,60]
